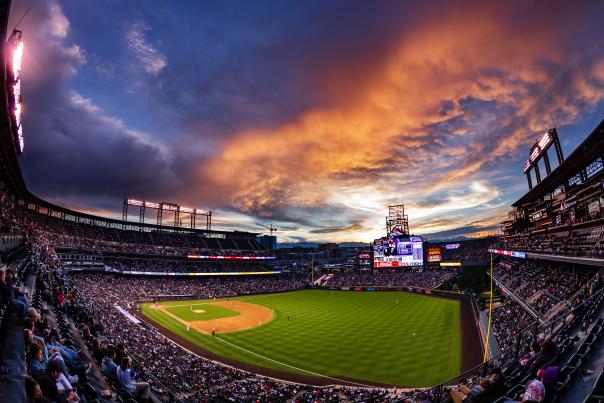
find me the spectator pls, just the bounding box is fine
[521,379,545,402]
[450,378,491,403]
[25,375,50,403]
[538,366,560,403]
[101,348,118,381]
[91,338,104,363]
[117,356,149,400]
[484,367,507,400]
[528,340,559,375]
[33,360,78,403]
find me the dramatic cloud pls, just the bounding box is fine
[10,0,175,212]
[125,21,167,75]
[10,0,604,243]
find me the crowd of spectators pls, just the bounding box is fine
[498,225,604,258]
[24,303,92,402]
[28,212,268,257]
[490,300,536,361]
[492,260,599,318]
[440,238,493,262]
[70,272,305,300]
[104,258,275,274]
[325,269,457,289]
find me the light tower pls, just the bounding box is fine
[386,204,409,236]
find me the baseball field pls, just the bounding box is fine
[139,289,465,387]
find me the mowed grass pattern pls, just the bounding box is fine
[141,290,461,387]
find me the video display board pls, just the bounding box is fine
[427,247,442,263]
[373,236,423,267]
[357,252,372,267]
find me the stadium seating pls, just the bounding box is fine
[0,186,603,402]
[325,269,456,289]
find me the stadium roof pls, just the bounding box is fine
[512,118,604,208]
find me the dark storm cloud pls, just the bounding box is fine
[309,220,364,235]
[10,0,176,209]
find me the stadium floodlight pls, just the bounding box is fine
[13,41,23,81]
[538,132,552,149]
[127,199,144,206]
[163,203,178,211]
[7,30,24,154]
[123,198,212,229]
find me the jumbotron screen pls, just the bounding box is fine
[373,236,423,268]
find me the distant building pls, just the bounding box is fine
[318,243,340,259]
[257,235,277,250]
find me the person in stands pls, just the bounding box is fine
[528,340,559,375]
[25,375,50,403]
[0,266,27,318]
[450,378,491,403]
[91,338,104,363]
[117,356,149,400]
[538,366,560,403]
[101,347,118,381]
[484,367,507,400]
[33,360,79,403]
[521,379,545,402]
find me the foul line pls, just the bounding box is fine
[146,302,382,388]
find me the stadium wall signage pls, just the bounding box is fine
[488,249,527,259]
[187,255,276,260]
[122,271,281,276]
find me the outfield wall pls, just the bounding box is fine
[317,284,469,299]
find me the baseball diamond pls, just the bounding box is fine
[139,289,482,387]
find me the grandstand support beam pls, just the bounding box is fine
[122,199,128,222]
[553,128,564,163]
[526,172,533,190]
[157,205,163,226]
[139,205,145,223]
[534,163,541,183]
[543,151,552,175]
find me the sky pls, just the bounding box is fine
[8,0,604,243]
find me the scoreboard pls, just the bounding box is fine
[427,247,442,263]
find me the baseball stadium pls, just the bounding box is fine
[0,1,604,402]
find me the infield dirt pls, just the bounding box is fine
[150,300,274,333]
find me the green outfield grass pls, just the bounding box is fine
[141,290,461,387]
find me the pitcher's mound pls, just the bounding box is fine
[192,309,206,314]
